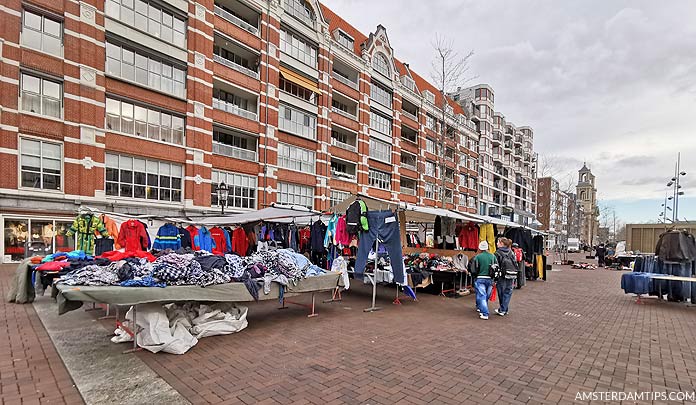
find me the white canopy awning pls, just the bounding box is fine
[196,204,321,226]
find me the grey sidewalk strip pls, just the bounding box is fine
[32,297,190,405]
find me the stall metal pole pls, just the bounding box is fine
[364,237,382,312]
[123,305,142,354]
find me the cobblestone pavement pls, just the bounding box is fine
[4,257,696,404]
[0,267,83,405]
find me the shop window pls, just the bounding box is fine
[4,219,28,262]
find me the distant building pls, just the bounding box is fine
[536,176,569,248]
[576,164,599,245]
[566,193,584,241]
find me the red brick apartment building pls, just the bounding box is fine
[0,0,481,262]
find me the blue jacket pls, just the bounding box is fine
[194,226,216,253]
[152,223,182,250]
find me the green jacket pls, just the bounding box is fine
[470,252,497,278]
[66,214,108,255]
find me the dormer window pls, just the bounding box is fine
[400,75,415,91]
[283,0,315,27]
[424,90,435,104]
[372,52,390,78]
[336,30,354,49]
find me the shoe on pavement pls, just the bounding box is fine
[495,309,506,316]
[476,308,481,313]
[479,314,489,320]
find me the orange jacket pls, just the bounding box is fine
[98,214,121,249]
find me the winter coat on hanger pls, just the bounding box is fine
[152,223,182,250]
[99,214,121,249]
[177,226,192,249]
[231,227,248,256]
[194,226,216,253]
[186,225,200,250]
[117,219,149,252]
[66,214,109,255]
[210,226,232,255]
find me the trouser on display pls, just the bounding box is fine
[354,210,405,284]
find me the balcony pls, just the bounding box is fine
[400,186,416,196]
[213,5,258,35]
[402,110,418,122]
[331,137,357,152]
[514,135,523,145]
[332,72,358,90]
[213,54,259,80]
[213,98,257,121]
[492,133,502,145]
[331,106,357,121]
[212,141,257,161]
[331,169,356,181]
[401,161,417,171]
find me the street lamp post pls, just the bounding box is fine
[666,152,686,223]
[216,182,229,215]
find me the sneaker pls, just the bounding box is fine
[476,308,481,313]
[495,309,506,316]
[479,314,489,320]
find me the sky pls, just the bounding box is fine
[321,0,696,224]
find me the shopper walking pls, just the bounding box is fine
[469,241,498,320]
[596,243,607,268]
[494,238,518,316]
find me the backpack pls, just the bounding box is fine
[499,251,518,279]
[490,260,502,280]
[345,200,369,235]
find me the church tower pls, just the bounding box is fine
[576,163,599,245]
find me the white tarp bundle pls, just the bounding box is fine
[122,302,248,354]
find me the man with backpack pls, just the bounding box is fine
[494,237,519,316]
[469,240,499,320]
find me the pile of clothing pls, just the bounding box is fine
[54,249,326,301]
[571,262,597,270]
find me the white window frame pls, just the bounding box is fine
[369,138,391,164]
[425,161,437,177]
[372,52,390,78]
[330,189,350,207]
[370,81,392,109]
[106,97,185,145]
[211,170,257,210]
[105,0,186,48]
[336,30,354,49]
[18,136,63,192]
[21,9,63,56]
[277,143,315,173]
[425,182,437,200]
[20,72,62,119]
[280,28,317,68]
[277,182,314,209]
[370,111,392,136]
[278,103,317,140]
[368,169,391,190]
[105,153,183,203]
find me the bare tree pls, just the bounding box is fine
[430,34,474,208]
[538,154,576,194]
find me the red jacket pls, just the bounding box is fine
[186,225,200,251]
[118,220,149,252]
[231,227,248,256]
[210,227,229,255]
[457,222,480,250]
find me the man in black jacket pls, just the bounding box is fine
[596,244,607,268]
[494,237,518,316]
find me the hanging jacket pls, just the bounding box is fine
[99,214,121,249]
[177,226,192,249]
[66,214,108,255]
[299,227,311,252]
[186,225,200,251]
[345,200,368,235]
[152,223,182,250]
[335,216,350,246]
[210,226,232,255]
[231,227,248,256]
[311,220,327,252]
[194,226,216,253]
[139,220,152,250]
[117,220,149,252]
[324,214,339,248]
[457,222,480,250]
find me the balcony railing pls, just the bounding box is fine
[400,186,416,196]
[212,141,257,161]
[401,162,417,171]
[331,137,357,152]
[331,170,356,181]
[213,54,260,79]
[402,110,418,122]
[332,72,358,90]
[213,6,258,35]
[331,106,357,121]
[213,98,258,121]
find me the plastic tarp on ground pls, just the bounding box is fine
[54,272,341,314]
[195,204,321,226]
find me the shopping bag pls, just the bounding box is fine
[489,284,497,301]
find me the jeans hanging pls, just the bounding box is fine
[354,210,405,284]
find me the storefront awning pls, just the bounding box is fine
[280,66,321,94]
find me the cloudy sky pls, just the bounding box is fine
[322,0,696,223]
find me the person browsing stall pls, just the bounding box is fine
[494,237,518,316]
[469,240,498,320]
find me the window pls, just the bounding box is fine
[283,0,315,27]
[213,43,252,70]
[425,161,436,177]
[106,41,185,98]
[277,182,313,208]
[337,31,353,49]
[331,160,355,180]
[106,97,184,145]
[279,75,315,103]
[445,147,455,161]
[370,81,392,108]
[425,182,437,200]
[401,151,417,169]
[331,98,353,116]
[280,28,317,67]
[278,103,316,139]
[369,138,391,163]
[425,138,437,154]
[212,128,257,161]
[424,91,435,104]
[331,129,357,150]
[22,10,62,55]
[426,114,436,131]
[400,177,416,195]
[277,143,315,173]
[19,138,61,190]
[330,190,350,207]
[105,153,182,202]
[370,111,392,136]
[213,87,250,110]
[368,169,391,190]
[211,170,256,209]
[106,0,186,48]
[21,73,62,118]
[372,52,390,77]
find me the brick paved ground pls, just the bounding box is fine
[4,256,696,405]
[0,267,83,405]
